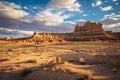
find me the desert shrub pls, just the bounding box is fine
[90,50,95,53]
[21,69,32,76]
[76,50,79,52]
[64,61,71,65]
[55,57,62,64]
[79,58,86,65]
[76,71,93,80]
[68,59,75,64]
[8,49,12,51]
[27,59,37,63]
[112,68,117,73]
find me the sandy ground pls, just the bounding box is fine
[0,41,120,80]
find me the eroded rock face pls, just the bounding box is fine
[74,21,103,32]
[2,21,119,43]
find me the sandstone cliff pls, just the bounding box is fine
[1,21,119,43]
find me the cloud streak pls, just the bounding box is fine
[100,6,113,11]
[92,0,102,7]
[49,0,81,12]
[101,13,120,32]
[0,1,29,19]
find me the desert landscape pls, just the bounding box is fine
[0,41,120,80]
[0,0,120,80]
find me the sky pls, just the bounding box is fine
[0,0,120,38]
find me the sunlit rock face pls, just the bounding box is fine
[3,21,119,43]
[65,21,118,41]
[30,21,119,41]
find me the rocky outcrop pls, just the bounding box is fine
[1,21,119,43]
[8,32,66,43]
[74,21,102,32]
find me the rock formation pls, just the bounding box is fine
[1,21,120,43]
[67,21,117,41]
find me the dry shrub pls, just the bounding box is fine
[8,49,12,51]
[89,50,97,55]
[112,68,117,73]
[69,68,93,80]
[79,57,86,65]
[27,59,37,63]
[43,67,48,71]
[51,67,66,73]
[55,57,62,64]
[76,70,93,80]
[68,59,75,64]
[64,61,72,65]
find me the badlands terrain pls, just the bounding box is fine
[0,41,120,80]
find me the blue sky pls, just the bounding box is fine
[0,0,120,37]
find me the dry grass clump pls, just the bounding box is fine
[64,61,72,65]
[68,68,93,80]
[76,70,93,80]
[51,67,66,73]
[112,68,117,73]
[75,50,80,52]
[79,57,86,65]
[8,49,12,51]
[68,59,75,63]
[64,59,75,65]
[26,59,37,63]
[55,56,62,64]
[89,50,97,55]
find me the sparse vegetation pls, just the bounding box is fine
[112,68,117,73]
[0,42,120,80]
[67,59,75,64]
[79,57,86,65]
[8,49,12,51]
[64,61,71,65]
[76,70,93,80]
[26,59,37,63]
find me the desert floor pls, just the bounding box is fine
[0,41,120,80]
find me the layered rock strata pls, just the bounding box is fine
[2,21,119,43]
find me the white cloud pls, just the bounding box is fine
[0,27,34,35]
[113,0,117,2]
[32,10,69,26]
[103,13,120,20]
[91,3,95,7]
[103,23,120,32]
[83,14,88,16]
[74,19,86,26]
[49,0,81,12]
[115,3,119,5]
[103,23,120,28]
[0,1,29,19]
[96,0,102,6]
[92,0,102,7]
[101,13,120,32]
[102,13,120,21]
[100,6,113,11]
[23,6,28,9]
